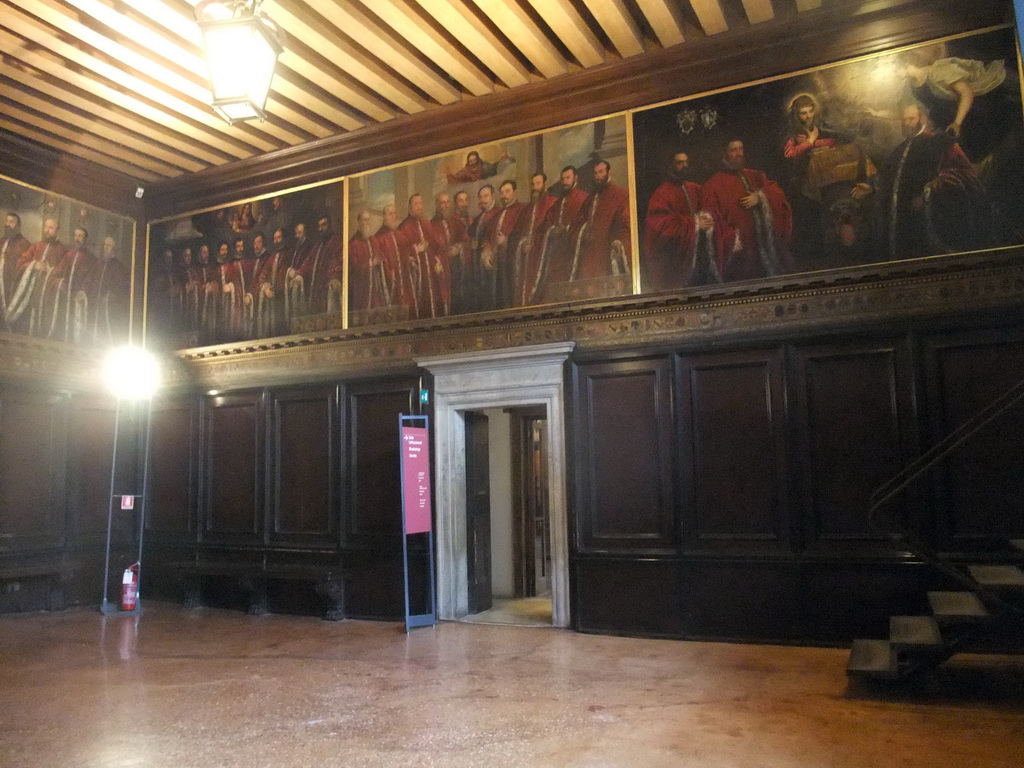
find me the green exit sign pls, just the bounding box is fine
[419,389,429,404]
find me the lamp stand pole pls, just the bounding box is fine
[100,398,123,615]
[134,398,154,605]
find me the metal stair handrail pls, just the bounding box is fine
[868,375,1024,610]
[869,376,1024,527]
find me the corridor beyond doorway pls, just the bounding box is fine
[462,406,553,627]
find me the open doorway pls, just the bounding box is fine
[462,407,552,627]
[416,342,573,628]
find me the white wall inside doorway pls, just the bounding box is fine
[483,408,513,598]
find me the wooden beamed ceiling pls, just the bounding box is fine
[0,0,836,186]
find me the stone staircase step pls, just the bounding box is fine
[847,639,898,679]
[890,615,943,649]
[927,591,989,623]
[969,564,1024,590]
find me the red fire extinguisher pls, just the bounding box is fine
[121,563,139,611]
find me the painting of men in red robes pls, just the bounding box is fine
[347,115,632,326]
[1,175,133,348]
[633,27,1024,293]
[147,180,344,348]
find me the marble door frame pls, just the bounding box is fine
[416,342,575,627]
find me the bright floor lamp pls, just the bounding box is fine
[99,346,161,615]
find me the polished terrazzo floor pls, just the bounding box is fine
[461,597,553,627]
[1,602,1023,767]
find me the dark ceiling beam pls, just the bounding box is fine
[145,0,1012,219]
[0,131,145,218]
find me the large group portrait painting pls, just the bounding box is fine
[633,27,1024,293]
[346,115,631,327]
[144,28,1024,350]
[0,175,134,348]
[147,182,344,349]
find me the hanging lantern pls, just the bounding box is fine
[194,0,283,124]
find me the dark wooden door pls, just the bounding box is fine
[465,411,491,614]
[510,406,548,598]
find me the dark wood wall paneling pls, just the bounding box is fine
[0,385,126,612]
[346,383,414,542]
[203,392,264,542]
[270,385,339,545]
[792,341,918,555]
[144,375,419,620]
[0,389,67,551]
[569,323,1024,643]
[343,381,417,619]
[146,397,196,540]
[573,358,676,553]
[923,329,1024,549]
[679,349,789,555]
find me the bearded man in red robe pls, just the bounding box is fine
[349,209,394,324]
[288,216,343,316]
[537,166,590,297]
[86,236,131,347]
[41,226,95,342]
[512,173,557,306]
[643,151,729,291]
[372,204,414,319]
[1,212,30,330]
[8,217,66,336]
[398,194,442,320]
[568,161,631,284]
[466,185,502,314]
[702,139,793,282]
[251,228,293,337]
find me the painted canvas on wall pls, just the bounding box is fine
[633,28,1024,294]
[147,181,344,348]
[346,115,631,327]
[0,174,134,347]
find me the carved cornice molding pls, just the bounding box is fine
[172,249,1024,390]
[0,333,105,391]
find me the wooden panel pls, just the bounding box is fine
[679,560,800,642]
[66,397,117,542]
[678,348,788,553]
[799,561,930,644]
[574,557,682,637]
[343,549,406,620]
[0,389,66,551]
[924,330,1024,547]
[146,396,196,540]
[270,385,338,543]
[792,341,916,553]
[203,392,263,542]
[345,379,416,540]
[573,357,676,552]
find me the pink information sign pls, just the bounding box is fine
[401,427,432,534]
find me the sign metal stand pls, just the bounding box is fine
[399,414,436,632]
